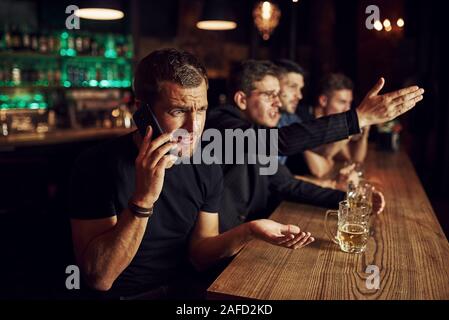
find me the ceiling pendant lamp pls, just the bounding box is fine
[253,1,281,40]
[75,1,124,21]
[197,0,237,31]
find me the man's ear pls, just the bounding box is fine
[234,91,247,111]
[318,94,328,108]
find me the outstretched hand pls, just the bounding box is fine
[248,219,315,250]
[356,78,424,127]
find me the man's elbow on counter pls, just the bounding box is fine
[85,271,115,292]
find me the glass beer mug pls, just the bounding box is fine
[347,179,374,214]
[324,200,371,253]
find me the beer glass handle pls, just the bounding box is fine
[324,210,339,244]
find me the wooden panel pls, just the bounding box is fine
[208,148,449,299]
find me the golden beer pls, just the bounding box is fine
[336,223,369,253]
[325,200,371,253]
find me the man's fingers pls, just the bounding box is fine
[146,132,175,156]
[148,142,177,169]
[286,232,310,248]
[390,88,424,106]
[392,95,423,118]
[280,224,300,236]
[383,85,421,101]
[294,237,315,249]
[136,126,153,160]
[277,234,296,245]
[293,233,311,247]
[155,154,178,173]
[283,232,306,247]
[367,77,385,97]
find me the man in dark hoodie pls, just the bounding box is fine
[206,60,423,231]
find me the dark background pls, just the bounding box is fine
[0,0,448,298]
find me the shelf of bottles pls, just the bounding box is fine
[0,28,134,111]
[0,92,49,110]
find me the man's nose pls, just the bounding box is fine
[273,95,282,108]
[183,112,196,133]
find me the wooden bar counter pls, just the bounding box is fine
[208,147,449,300]
[0,127,134,150]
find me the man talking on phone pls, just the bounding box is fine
[69,49,314,300]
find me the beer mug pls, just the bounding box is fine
[347,179,374,214]
[324,200,371,253]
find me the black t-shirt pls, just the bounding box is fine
[69,131,223,297]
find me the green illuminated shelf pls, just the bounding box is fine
[0,51,133,62]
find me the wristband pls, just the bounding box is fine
[128,200,154,218]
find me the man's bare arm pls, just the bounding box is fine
[349,126,370,163]
[71,210,149,291]
[313,139,350,160]
[71,127,177,291]
[303,150,335,178]
[189,212,314,271]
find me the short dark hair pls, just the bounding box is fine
[274,59,305,76]
[317,73,354,97]
[133,48,208,104]
[228,60,279,97]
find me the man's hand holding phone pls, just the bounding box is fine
[131,126,178,209]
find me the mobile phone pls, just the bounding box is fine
[133,103,165,139]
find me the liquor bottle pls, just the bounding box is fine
[22,26,31,51]
[21,62,29,85]
[10,25,22,50]
[30,31,39,52]
[107,62,114,82]
[67,33,76,56]
[48,33,56,53]
[38,63,46,86]
[82,35,91,55]
[30,62,38,84]
[104,34,117,58]
[54,63,61,86]
[2,62,11,85]
[0,62,6,85]
[74,62,80,86]
[11,63,21,86]
[98,35,105,56]
[47,62,55,86]
[39,32,48,53]
[53,33,61,53]
[75,35,83,54]
[125,35,133,58]
[95,62,101,81]
[87,64,96,83]
[91,38,98,56]
[2,24,12,51]
[121,36,128,57]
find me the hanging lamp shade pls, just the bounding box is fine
[75,0,124,20]
[197,0,237,30]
